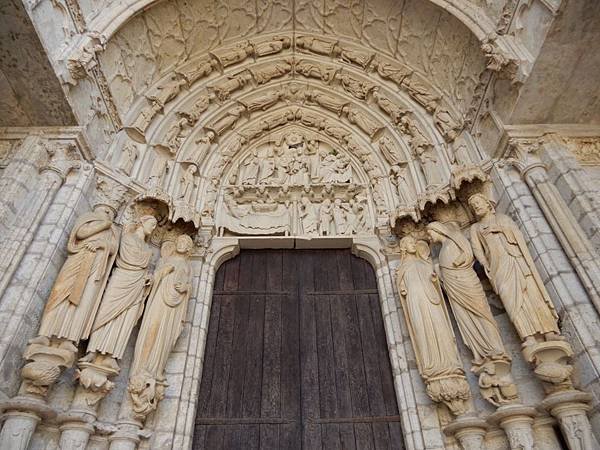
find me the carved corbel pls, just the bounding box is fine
[481,36,527,85]
[62,32,106,85]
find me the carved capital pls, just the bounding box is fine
[425,374,471,416]
[38,141,81,182]
[504,137,547,177]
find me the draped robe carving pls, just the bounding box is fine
[468,194,560,343]
[427,221,508,364]
[87,216,157,360]
[38,206,119,344]
[396,236,464,379]
[395,236,470,415]
[130,235,193,380]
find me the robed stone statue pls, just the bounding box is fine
[468,193,561,346]
[427,221,508,364]
[396,235,470,415]
[128,234,194,419]
[38,204,119,344]
[86,215,158,363]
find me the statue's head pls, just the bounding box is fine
[140,215,158,236]
[426,221,447,243]
[176,234,194,255]
[399,235,417,255]
[94,204,116,221]
[468,193,494,219]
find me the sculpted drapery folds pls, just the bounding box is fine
[427,221,507,364]
[86,215,158,361]
[468,193,561,346]
[128,235,194,419]
[38,205,119,344]
[427,221,519,406]
[395,235,470,415]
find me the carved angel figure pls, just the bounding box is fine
[207,104,246,136]
[468,194,562,346]
[182,131,215,166]
[338,73,375,99]
[211,41,254,68]
[305,90,349,115]
[434,108,462,142]
[147,77,187,107]
[295,60,338,83]
[130,235,193,381]
[401,76,440,112]
[250,59,292,84]
[339,47,374,69]
[376,61,412,86]
[390,164,415,205]
[86,215,157,360]
[38,205,119,344]
[373,90,407,124]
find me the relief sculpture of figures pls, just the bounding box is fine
[254,36,291,57]
[468,194,562,346]
[299,196,318,235]
[128,235,194,419]
[390,163,415,205]
[395,236,470,416]
[38,204,120,344]
[86,215,158,364]
[117,142,138,176]
[427,221,519,406]
[178,165,199,204]
[182,130,215,166]
[342,105,383,139]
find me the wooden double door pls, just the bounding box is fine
[193,249,404,449]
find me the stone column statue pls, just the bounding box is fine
[127,235,194,420]
[58,215,158,450]
[395,235,470,416]
[427,221,518,407]
[87,215,158,362]
[469,193,596,450]
[37,205,120,344]
[468,193,561,346]
[0,183,124,450]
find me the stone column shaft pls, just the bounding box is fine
[524,166,600,309]
[0,142,79,299]
[508,138,600,314]
[489,404,537,450]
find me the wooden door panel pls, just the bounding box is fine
[193,250,403,450]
